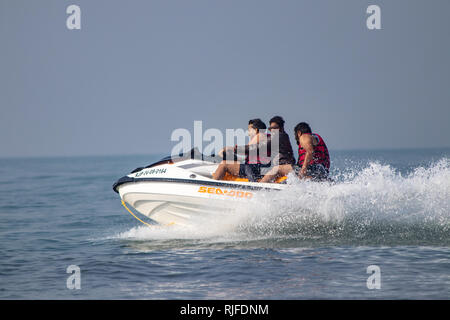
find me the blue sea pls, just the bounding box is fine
[0,148,449,299]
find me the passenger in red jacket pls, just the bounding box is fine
[294,122,330,181]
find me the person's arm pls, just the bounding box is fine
[248,134,259,145]
[299,134,314,178]
[235,133,271,155]
[219,146,234,158]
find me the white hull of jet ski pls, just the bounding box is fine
[113,156,286,226]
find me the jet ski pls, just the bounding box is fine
[113,148,287,226]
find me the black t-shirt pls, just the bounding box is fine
[236,130,295,166]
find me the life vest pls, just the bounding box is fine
[297,133,330,169]
[246,133,271,165]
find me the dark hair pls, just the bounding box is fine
[248,119,266,132]
[269,116,285,130]
[294,122,312,145]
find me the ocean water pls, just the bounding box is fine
[0,148,449,299]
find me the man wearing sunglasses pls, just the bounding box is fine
[212,116,295,183]
[257,116,296,183]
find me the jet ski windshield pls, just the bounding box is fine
[130,148,220,173]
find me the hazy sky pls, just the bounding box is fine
[1,0,449,157]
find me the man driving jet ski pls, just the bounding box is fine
[212,118,271,182]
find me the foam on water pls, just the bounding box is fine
[116,158,450,246]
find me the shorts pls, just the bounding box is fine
[239,163,271,182]
[294,163,329,181]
